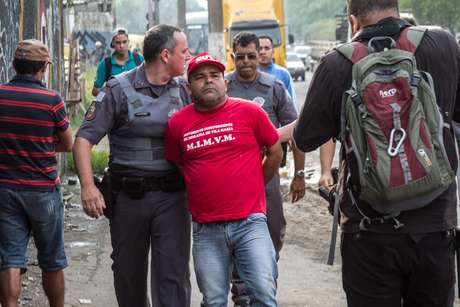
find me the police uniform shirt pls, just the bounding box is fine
[76,65,191,175]
[227,71,298,127]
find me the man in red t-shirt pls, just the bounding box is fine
[165,52,282,307]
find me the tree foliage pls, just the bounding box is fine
[411,0,460,33]
[286,0,460,43]
[116,0,204,35]
[286,0,345,42]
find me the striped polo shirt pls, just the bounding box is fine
[0,75,69,191]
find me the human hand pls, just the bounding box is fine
[319,171,334,191]
[290,176,306,203]
[81,184,106,218]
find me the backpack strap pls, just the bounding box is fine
[104,56,112,82]
[133,51,142,66]
[396,26,427,53]
[335,42,368,64]
[335,26,427,64]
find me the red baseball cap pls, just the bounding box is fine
[187,52,225,78]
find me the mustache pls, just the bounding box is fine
[202,86,217,92]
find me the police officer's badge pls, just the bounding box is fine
[252,96,265,107]
[85,101,96,121]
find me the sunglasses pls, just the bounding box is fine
[233,53,257,61]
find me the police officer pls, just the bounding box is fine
[73,24,191,307]
[226,31,306,306]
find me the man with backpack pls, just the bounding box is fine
[293,0,460,306]
[92,27,144,97]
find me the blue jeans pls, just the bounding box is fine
[0,187,67,271]
[193,213,278,307]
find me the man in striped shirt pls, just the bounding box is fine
[0,39,73,307]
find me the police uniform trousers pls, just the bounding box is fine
[265,173,286,257]
[110,189,191,307]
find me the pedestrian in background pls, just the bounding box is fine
[165,52,282,307]
[258,35,297,108]
[73,24,192,307]
[0,39,73,307]
[92,27,144,97]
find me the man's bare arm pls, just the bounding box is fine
[72,137,105,218]
[55,127,73,152]
[277,120,296,143]
[290,141,306,203]
[319,139,336,190]
[263,139,283,184]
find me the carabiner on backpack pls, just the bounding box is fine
[388,128,406,157]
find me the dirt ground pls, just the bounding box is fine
[17,160,460,307]
[18,170,349,307]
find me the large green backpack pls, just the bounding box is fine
[336,26,455,215]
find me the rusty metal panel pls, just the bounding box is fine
[0,0,20,83]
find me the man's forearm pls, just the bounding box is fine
[277,120,296,143]
[72,137,95,187]
[320,139,335,174]
[263,142,283,184]
[263,156,281,184]
[292,141,305,172]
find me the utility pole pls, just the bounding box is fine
[154,0,160,25]
[147,0,154,28]
[208,0,224,62]
[177,0,186,30]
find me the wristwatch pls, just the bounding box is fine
[294,170,305,178]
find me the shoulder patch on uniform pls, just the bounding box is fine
[85,101,97,121]
[95,91,106,102]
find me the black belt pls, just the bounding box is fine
[111,173,185,198]
[112,176,162,192]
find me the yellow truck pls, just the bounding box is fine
[223,0,291,71]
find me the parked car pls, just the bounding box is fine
[286,52,306,81]
[294,45,316,71]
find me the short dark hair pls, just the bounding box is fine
[232,32,260,52]
[258,35,274,47]
[347,0,399,20]
[13,58,46,75]
[143,24,182,62]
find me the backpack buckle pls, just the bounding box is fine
[388,128,406,157]
[411,74,422,87]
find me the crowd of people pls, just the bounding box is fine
[1,0,460,306]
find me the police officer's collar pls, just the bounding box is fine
[353,17,410,42]
[10,74,46,87]
[132,64,178,89]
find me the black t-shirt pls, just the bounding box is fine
[294,17,460,233]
